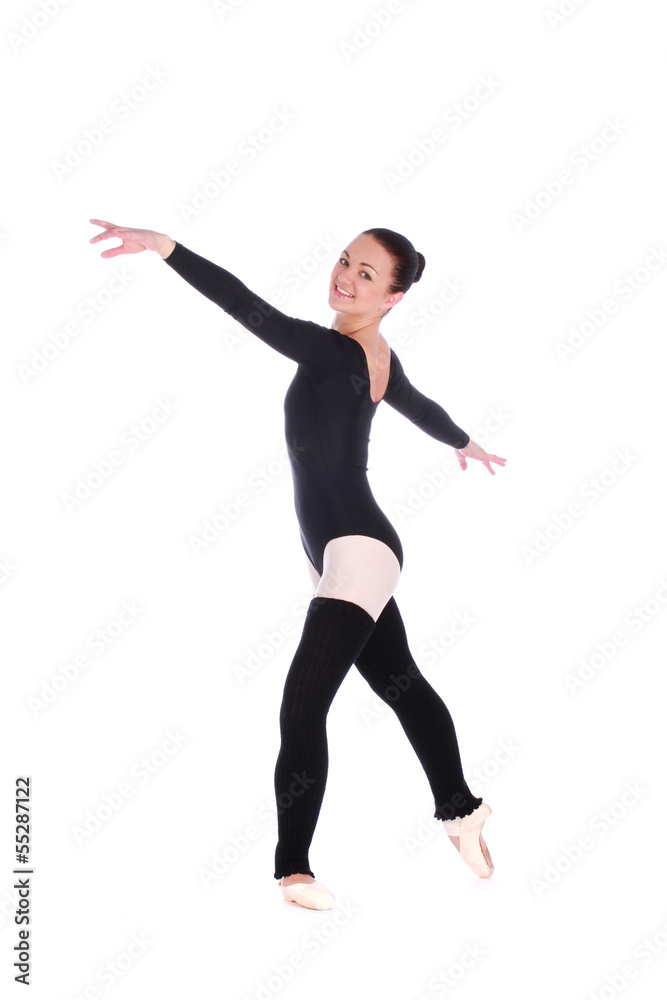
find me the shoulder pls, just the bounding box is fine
[382,346,411,403]
[291,319,349,377]
[386,344,404,379]
[283,316,347,348]
[311,322,349,354]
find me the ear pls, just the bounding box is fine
[383,289,404,310]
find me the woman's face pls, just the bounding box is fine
[328,234,404,317]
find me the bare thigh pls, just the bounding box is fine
[303,535,401,622]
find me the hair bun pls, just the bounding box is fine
[413,251,426,284]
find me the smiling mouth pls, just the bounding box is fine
[333,283,354,299]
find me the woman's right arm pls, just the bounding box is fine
[89,221,341,374]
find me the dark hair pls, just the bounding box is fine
[361,227,426,306]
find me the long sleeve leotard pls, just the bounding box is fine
[163,242,470,574]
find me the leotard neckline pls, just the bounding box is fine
[338,333,393,405]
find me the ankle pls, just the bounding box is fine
[281,873,315,886]
[441,817,463,834]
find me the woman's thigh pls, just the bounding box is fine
[304,553,321,592]
[304,535,401,622]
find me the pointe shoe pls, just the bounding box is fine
[444,802,494,878]
[278,877,335,910]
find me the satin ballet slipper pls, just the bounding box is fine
[278,877,335,910]
[443,802,494,878]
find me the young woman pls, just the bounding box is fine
[89,219,507,911]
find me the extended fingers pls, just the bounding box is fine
[90,229,122,243]
[89,219,121,241]
[483,453,510,474]
[89,221,138,244]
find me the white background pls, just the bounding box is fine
[2,0,666,997]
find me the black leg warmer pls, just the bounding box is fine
[273,596,376,879]
[354,597,483,821]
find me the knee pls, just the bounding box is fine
[279,696,326,733]
[383,658,421,696]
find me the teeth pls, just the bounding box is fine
[336,283,353,297]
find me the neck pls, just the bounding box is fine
[330,310,384,344]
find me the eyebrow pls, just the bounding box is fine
[342,249,378,274]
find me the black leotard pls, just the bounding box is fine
[163,242,470,575]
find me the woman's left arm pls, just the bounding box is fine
[382,351,507,475]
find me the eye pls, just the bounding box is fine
[339,258,371,279]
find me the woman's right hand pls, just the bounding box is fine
[89,219,175,259]
[455,439,507,475]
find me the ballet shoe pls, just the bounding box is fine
[443,802,494,878]
[278,877,335,910]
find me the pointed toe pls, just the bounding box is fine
[278,878,335,910]
[446,802,495,878]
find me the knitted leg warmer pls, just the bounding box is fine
[354,597,483,821]
[273,596,376,879]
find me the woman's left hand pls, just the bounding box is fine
[455,439,507,475]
